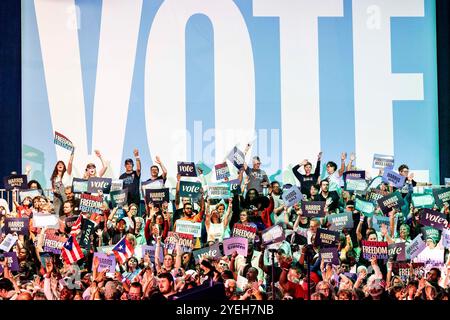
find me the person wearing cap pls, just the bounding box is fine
[243,156,270,194]
[119,148,141,207]
[83,149,108,179]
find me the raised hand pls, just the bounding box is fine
[318,152,323,160]
[155,156,162,165]
[93,256,100,271]
[45,258,54,275]
[349,153,356,162]
[96,229,103,238]
[94,150,102,158]
[341,152,347,161]
[133,149,139,157]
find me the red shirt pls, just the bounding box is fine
[286,281,307,300]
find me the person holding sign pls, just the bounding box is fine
[397,164,430,196]
[292,152,322,198]
[83,150,108,179]
[119,148,141,207]
[11,193,32,218]
[173,190,205,249]
[205,198,233,243]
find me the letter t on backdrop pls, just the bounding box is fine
[253,0,344,168]
[352,0,424,176]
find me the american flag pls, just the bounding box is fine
[61,235,84,264]
[70,215,83,236]
[112,236,134,265]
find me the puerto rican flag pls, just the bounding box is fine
[112,236,134,265]
[61,235,84,264]
[70,215,83,236]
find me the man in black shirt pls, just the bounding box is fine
[292,152,322,198]
[119,149,141,206]
[318,179,340,213]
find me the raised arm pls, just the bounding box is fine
[278,256,293,292]
[229,251,239,279]
[370,257,383,279]
[386,261,393,289]
[155,236,163,274]
[293,207,303,231]
[155,156,167,180]
[237,167,244,184]
[95,150,108,177]
[389,209,396,238]
[67,148,75,176]
[24,164,32,179]
[260,196,274,228]
[134,148,141,177]
[258,245,268,273]
[174,239,183,269]
[381,223,394,245]
[223,198,233,228]
[356,215,364,243]
[175,174,181,208]
[314,152,322,177]
[292,162,304,183]
[12,190,20,212]
[338,152,347,177]
[346,153,355,172]
[205,207,211,231]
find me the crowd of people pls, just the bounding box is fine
[0,146,449,301]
